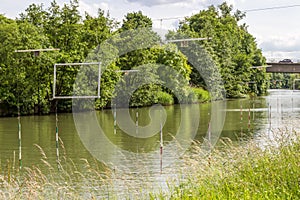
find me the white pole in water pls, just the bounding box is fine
[114,104,117,134]
[160,110,163,174]
[240,104,243,134]
[269,105,272,129]
[252,101,255,120]
[136,108,138,137]
[208,120,211,146]
[277,96,279,113]
[248,106,251,130]
[240,104,243,121]
[135,107,139,154]
[55,103,60,169]
[292,97,294,112]
[18,108,22,169]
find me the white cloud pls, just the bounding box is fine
[1,0,299,61]
[202,0,236,7]
[125,0,190,7]
[126,0,236,8]
[260,35,300,61]
[264,51,300,63]
[260,35,300,52]
[78,1,109,16]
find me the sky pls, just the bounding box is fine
[1,0,300,62]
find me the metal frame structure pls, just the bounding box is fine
[15,48,60,169]
[15,48,60,56]
[165,37,212,48]
[53,62,102,99]
[251,65,272,69]
[165,37,212,43]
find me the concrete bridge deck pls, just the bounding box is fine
[265,63,300,73]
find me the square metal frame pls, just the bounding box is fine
[53,62,101,99]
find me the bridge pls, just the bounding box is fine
[264,63,300,73]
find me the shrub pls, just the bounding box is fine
[191,87,210,103]
[156,91,174,106]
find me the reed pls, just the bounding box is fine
[0,129,300,199]
[154,130,300,199]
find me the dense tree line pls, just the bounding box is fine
[0,1,268,116]
[167,3,269,97]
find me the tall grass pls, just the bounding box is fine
[1,130,300,199]
[0,139,162,199]
[154,130,300,199]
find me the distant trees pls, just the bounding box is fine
[0,1,268,116]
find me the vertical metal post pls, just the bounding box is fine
[97,62,101,98]
[248,107,251,130]
[114,104,117,134]
[292,97,294,112]
[135,108,138,137]
[53,64,57,99]
[252,102,255,120]
[269,105,272,129]
[277,96,279,113]
[240,104,243,121]
[160,110,163,174]
[208,120,211,145]
[18,109,22,169]
[55,101,60,169]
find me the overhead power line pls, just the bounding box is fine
[152,4,300,22]
[152,16,185,21]
[244,4,300,12]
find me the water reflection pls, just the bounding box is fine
[254,89,300,148]
[1,90,298,196]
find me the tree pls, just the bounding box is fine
[120,11,152,31]
[170,2,269,98]
[0,15,52,115]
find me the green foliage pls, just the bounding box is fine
[163,134,300,199]
[269,73,291,89]
[0,1,271,115]
[290,74,300,90]
[120,11,152,31]
[0,1,114,115]
[156,91,174,105]
[112,64,161,107]
[169,2,269,98]
[191,87,210,103]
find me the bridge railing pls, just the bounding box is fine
[266,58,300,63]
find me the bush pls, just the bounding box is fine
[191,87,210,103]
[156,91,174,106]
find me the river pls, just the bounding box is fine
[0,89,299,197]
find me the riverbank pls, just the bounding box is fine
[154,130,300,199]
[0,87,210,117]
[1,129,300,199]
